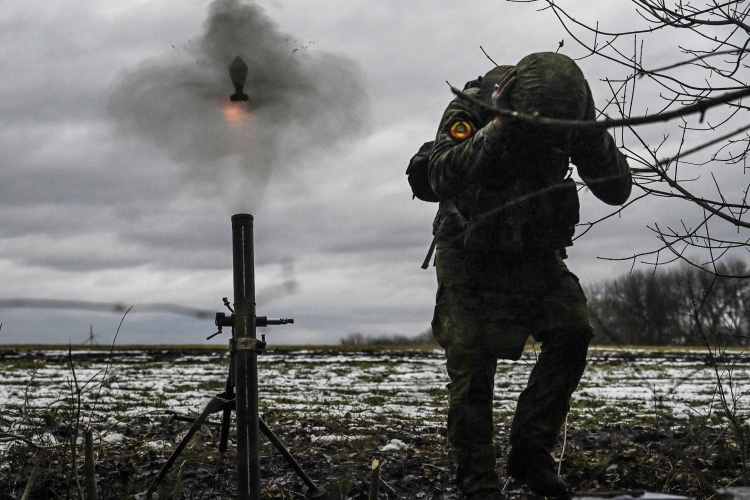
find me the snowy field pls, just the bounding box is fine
[1,345,748,449]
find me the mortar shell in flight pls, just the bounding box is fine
[229,56,249,102]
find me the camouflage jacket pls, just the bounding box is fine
[428,81,632,253]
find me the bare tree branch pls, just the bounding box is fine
[450,83,750,130]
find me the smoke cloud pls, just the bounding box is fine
[109,0,370,210]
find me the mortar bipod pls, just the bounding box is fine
[146,303,324,499]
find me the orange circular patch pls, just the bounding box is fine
[449,121,472,140]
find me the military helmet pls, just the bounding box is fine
[509,52,588,120]
[499,52,589,177]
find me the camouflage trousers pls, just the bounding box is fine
[431,245,593,495]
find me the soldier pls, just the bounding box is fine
[427,53,632,499]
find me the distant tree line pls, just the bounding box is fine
[587,259,750,346]
[340,329,437,346]
[343,258,750,347]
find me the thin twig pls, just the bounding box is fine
[449,83,750,130]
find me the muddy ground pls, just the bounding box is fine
[2,410,746,499]
[1,346,747,499]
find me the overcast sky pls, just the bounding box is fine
[1,0,748,346]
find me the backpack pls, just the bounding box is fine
[405,141,439,202]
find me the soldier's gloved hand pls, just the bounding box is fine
[488,67,516,140]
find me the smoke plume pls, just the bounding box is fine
[109,0,370,210]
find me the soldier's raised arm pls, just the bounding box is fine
[428,69,516,200]
[571,82,632,206]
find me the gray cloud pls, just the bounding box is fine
[2,0,737,346]
[109,0,370,212]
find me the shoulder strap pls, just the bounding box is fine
[421,236,438,270]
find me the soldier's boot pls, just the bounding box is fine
[507,447,568,498]
[508,328,591,497]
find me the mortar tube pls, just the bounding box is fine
[231,214,260,500]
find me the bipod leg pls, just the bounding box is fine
[259,417,326,498]
[219,376,235,453]
[146,396,228,498]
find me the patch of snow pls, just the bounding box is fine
[144,440,171,450]
[381,439,408,451]
[102,432,125,444]
[310,434,365,444]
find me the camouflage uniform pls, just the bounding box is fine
[428,63,631,496]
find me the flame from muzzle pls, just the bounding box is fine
[223,102,252,125]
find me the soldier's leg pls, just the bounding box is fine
[444,343,500,495]
[433,290,501,492]
[433,245,504,496]
[509,326,591,456]
[506,326,591,497]
[506,263,593,493]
